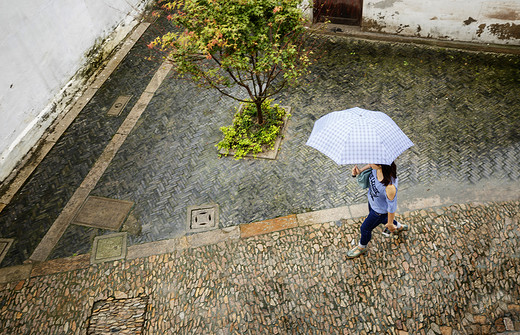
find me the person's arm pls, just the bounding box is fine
[352,164,371,177]
[385,184,397,232]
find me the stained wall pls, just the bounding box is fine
[0,0,150,182]
[362,0,520,44]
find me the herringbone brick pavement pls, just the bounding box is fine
[83,37,520,255]
[2,33,520,265]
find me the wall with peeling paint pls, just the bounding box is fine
[0,0,151,183]
[362,0,520,45]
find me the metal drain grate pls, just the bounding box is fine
[88,296,148,334]
[187,204,219,233]
[107,95,132,116]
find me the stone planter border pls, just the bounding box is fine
[218,106,291,160]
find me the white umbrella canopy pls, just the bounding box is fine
[306,107,414,165]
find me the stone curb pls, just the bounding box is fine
[31,254,91,278]
[297,204,366,227]
[316,24,520,55]
[240,214,298,238]
[1,198,518,284]
[0,264,32,284]
[126,237,188,260]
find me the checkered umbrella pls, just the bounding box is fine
[306,107,414,165]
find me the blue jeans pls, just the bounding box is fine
[360,204,398,246]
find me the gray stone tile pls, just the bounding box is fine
[90,232,127,264]
[73,196,133,230]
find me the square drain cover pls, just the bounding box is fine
[0,238,14,264]
[187,204,219,233]
[88,296,148,334]
[73,196,134,230]
[91,232,127,264]
[107,95,132,116]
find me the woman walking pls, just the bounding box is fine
[347,162,408,258]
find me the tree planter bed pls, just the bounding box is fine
[218,106,291,160]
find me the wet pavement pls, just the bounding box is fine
[0,8,520,334]
[1,202,520,334]
[1,20,519,266]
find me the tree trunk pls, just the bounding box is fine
[255,100,264,125]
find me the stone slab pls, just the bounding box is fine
[240,215,298,238]
[297,206,350,226]
[400,195,445,212]
[144,62,173,93]
[348,203,367,219]
[126,237,188,260]
[30,254,90,277]
[73,196,134,230]
[0,264,32,284]
[91,232,127,264]
[143,10,161,24]
[0,140,57,206]
[127,22,151,44]
[116,92,155,135]
[0,238,14,265]
[79,134,128,190]
[89,23,150,89]
[187,226,240,248]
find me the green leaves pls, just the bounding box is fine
[216,99,289,159]
[151,0,313,120]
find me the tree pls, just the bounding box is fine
[149,0,314,125]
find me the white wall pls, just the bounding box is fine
[362,0,520,45]
[0,0,150,183]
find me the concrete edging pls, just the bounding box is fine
[1,198,518,284]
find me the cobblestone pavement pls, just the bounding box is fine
[1,201,519,334]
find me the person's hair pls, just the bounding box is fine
[380,162,397,186]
